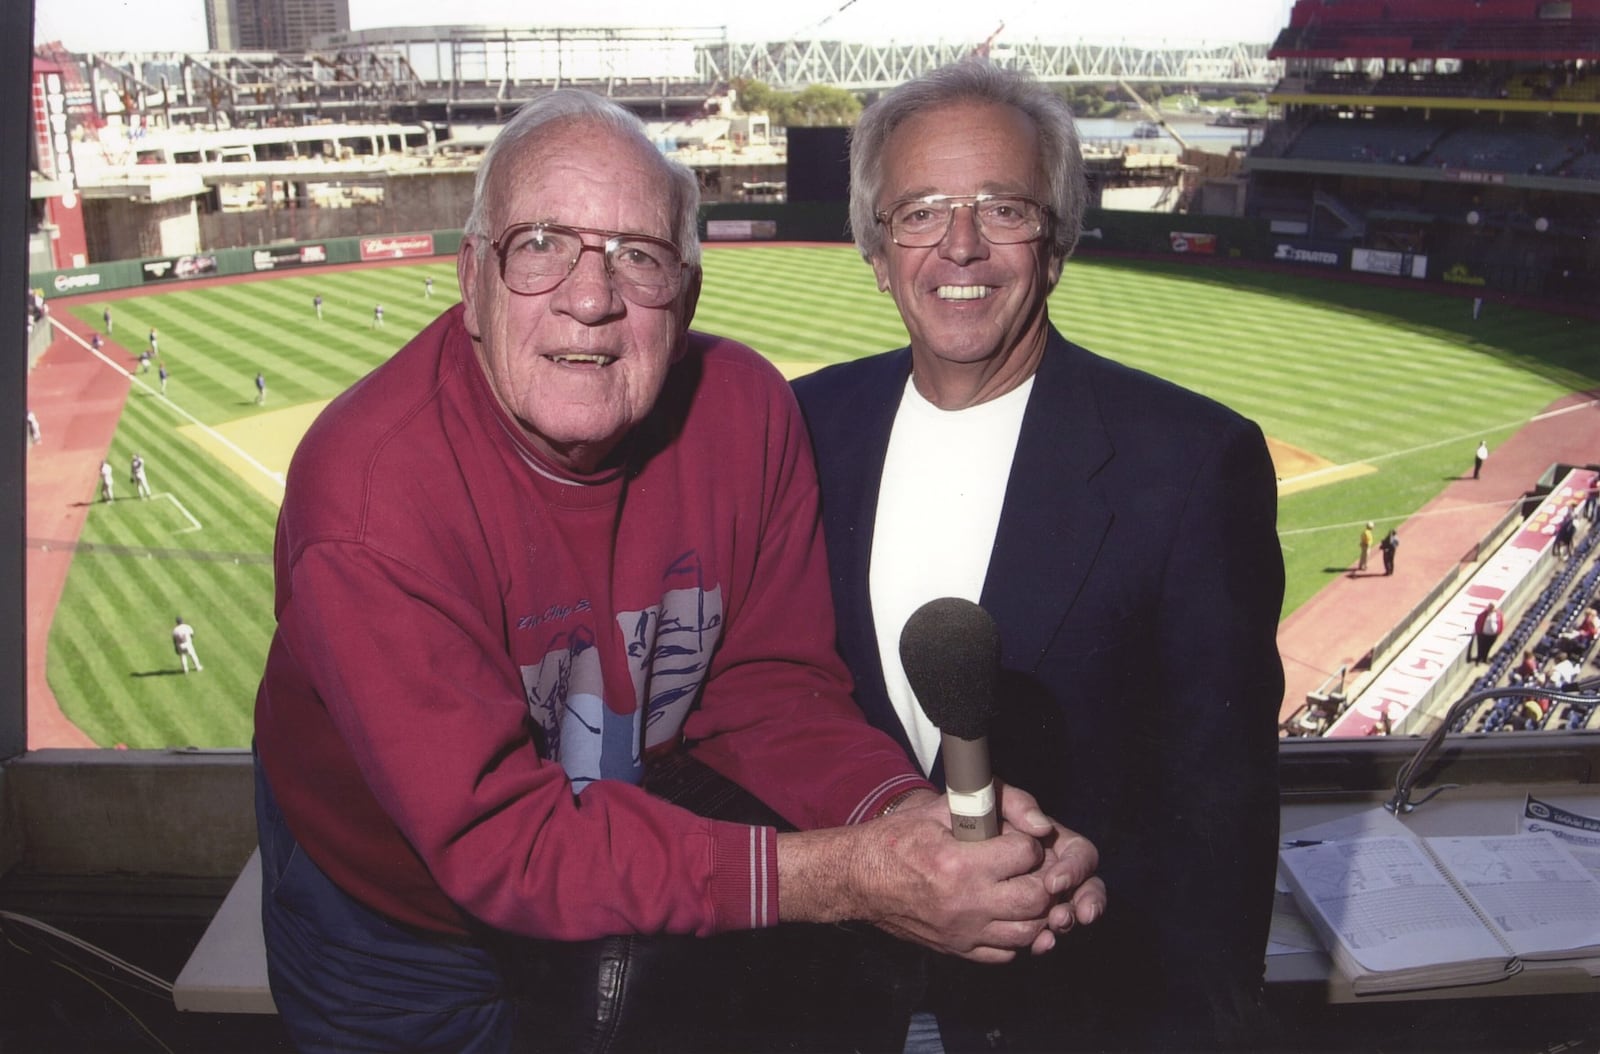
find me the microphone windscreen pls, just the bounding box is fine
[898,597,999,741]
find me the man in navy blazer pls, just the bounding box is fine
[792,63,1285,1051]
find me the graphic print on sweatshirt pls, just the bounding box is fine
[520,552,723,793]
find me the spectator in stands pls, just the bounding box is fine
[792,62,1283,1052]
[1358,521,1375,573]
[1578,607,1599,645]
[1556,512,1577,558]
[1550,651,1582,689]
[1516,648,1540,683]
[25,289,46,336]
[1585,476,1599,521]
[1380,527,1400,575]
[252,88,1102,1053]
[1473,600,1505,664]
[1474,439,1489,479]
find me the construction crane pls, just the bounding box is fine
[972,22,1006,60]
[1116,77,1189,153]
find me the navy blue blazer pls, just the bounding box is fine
[793,328,1285,1048]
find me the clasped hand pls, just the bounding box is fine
[863,783,1105,963]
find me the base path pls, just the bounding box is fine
[1277,389,1600,725]
[25,318,131,748]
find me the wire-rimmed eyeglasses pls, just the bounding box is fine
[489,222,687,307]
[874,194,1053,249]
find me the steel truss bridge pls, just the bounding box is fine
[705,39,1278,91]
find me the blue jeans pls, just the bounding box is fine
[255,759,517,1052]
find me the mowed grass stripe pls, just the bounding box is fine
[47,255,1600,746]
[155,299,367,407]
[136,286,392,406]
[1054,268,1584,459]
[51,551,269,746]
[698,249,908,361]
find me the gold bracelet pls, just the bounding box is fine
[877,789,922,819]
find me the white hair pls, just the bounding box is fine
[849,62,1085,266]
[462,90,701,268]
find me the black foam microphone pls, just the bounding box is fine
[898,597,1001,842]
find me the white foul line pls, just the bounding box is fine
[52,318,287,493]
[158,492,203,533]
[1277,396,1600,491]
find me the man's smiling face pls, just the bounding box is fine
[459,118,696,473]
[869,100,1061,409]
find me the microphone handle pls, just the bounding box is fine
[941,734,1000,842]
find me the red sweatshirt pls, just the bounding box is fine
[255,305,927,939]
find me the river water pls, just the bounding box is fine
[1075,115,1260,155]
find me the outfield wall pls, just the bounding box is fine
[28,206,1594,313]
[33,230,466,300]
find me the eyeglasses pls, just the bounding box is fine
[874,195,1053,249]
[489,222,687,307]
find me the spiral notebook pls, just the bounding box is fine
[1278,831,1600,995]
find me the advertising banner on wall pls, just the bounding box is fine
[360,234,435,260]
[142,254,220,283]
[1442,263,1489,287]
[1271,242,1343,268]
[1351,247,1427,279]
[706,219,778,241]
[51,270,102,294]
[1168,231,1217,255]
[252,244,329,272]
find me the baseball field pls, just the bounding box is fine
[38,246,1600,747]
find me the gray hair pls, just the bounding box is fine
[463,90,702,268]
[848,62,1085,266]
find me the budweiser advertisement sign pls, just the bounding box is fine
[361,235,435,261]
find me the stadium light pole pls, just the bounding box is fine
[0,0,34,761]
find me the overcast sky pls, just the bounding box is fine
[35,0,1294,52]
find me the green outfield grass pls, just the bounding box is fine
[49,249,1600,746]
